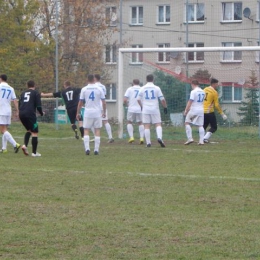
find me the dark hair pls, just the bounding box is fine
[191,79,199,85]
[210,78,218,84]
[64,80,71,87]
[88,74,94,82]
[146,74,154,82]
[94,74,101,81]
[27,80,35,88]
[133,79,140,85]
[0,74,7,81]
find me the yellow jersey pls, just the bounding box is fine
[203,86,223,114]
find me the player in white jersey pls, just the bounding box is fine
[184,80,205,145]
[123,79,144,144]
[76,74,106,155]
[0,74,20,153]
[137,74,167,148]
[94,74,114,143]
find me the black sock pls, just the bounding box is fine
[32,137,38,154]
[71,124,77,132]
[24,132,31,147]
[80,127,84,138]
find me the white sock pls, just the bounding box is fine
[199,126,205,143]
[84,135,90,151]
[156,126,162,139]
[2,134,7,149]
[144,129,151,144]
[139,125,144,139]
[185,125,192,140]
[127,124,134,138]
[94,136,101,152]
[105,122,112,139]
[204,131,212,140]
[4,131,16,147]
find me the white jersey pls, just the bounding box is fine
[0,82,17,116]
[189,87,205,116]
[124,85,142,113]
[138,82,164,114]
[80,83,105,118]
[95,82,106,110]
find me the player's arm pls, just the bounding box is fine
[184,100,192,116]
[160,97,168,114]
[13,99,19,117]
[214,92,227,119]
[101,99,106,118]
[41,92,54,97]
[123,96,129,107]
[36,92,44,116]
[76,100,83,121]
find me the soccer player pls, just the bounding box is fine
[137,74,167,148]
[203,78,227,143]
[94,74,114,143]
[0,74,20,153]
[19,80,44,157]
[76,74,106,155]
[184,80,205,145]
[41,80,84,139]
[123,79,144,144]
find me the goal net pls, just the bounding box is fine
[118,46,260,139]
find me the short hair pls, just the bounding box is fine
[191,80,199,85]
[64,80,71,87]
[94,74,101,81]
[27,80,35,88]
[88,74,94,82]
[0,74,7,81]
[210,78,218,84]
[146,74,154,82]
[133,79,140,85]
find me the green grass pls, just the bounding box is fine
[1,123,260,259]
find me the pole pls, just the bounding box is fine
[120,0,123,46]
[258,1,260,138]
[55,0,59,129]
[185,0,189,101]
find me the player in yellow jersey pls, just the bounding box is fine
[203,78,227,143]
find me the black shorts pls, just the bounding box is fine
[19,115,39,133]
[204,112,217,133]
[67,107,82,124]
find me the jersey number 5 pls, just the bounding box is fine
[24,92,31,102]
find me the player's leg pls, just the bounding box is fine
[204,113,217,142]
[19,116,31,155]
[126,112,134,143]
[198,126,205,145]
[136,113,144,144]
[184,111,194,145]
[102,109,114,143]
[93,117,102,155]
[78,115,84,138]
[142,114,151,147]
[153,114,165,148]
[30,120,41,157]
[0,125,8,153]
[83,117,91,154]
[68,108,79,139]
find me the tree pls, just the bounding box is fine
[237,70,259,126]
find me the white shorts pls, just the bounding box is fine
[142,113,161,124]
[185,111,204,126]
[0,115,11,125]
[127,112,142,123]
[83,117,102,129]
[101,109,108,121]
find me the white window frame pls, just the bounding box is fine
[221,2,242,23]
[221,42,242,62]
[185,3,205,23]
[187,43,204,63]
[106,6,117,26]
[257,2,260,22]
[222,84,242,103]
[130,45,143,64]
[106,83,117,102]
[130,6,143,25]
[105,45,117,64]
[157,43,170,63]
[157,5,170,24]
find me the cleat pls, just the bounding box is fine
[108,138,114,143]
[94,151,99,155]
[86,150,90,155]
[157,138,166,148]
[14,143,21,153]
[32,152,41,157]
[146,143,151,148]
[128,137,134,143]
[198,142,204,145]
[203,139,209,143]
[90,138,95,142]
[0,149,7,154]
[75,129,79,139]
[139,138,144,145]
[184,139,194,145]
[22,145,29,156]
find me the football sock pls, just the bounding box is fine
[71,124,77,132]
[79,127,84,138]
[199,126,205,143]
[2,134,7,150]
[105,122,113,139]
[185,125,192,140]
[204,131,212,140]
[32,136,38,154]
[94,136,101,152]
[139,125,144,139]
[156,126,162,140]
[127,124,134,138]
[144,129,151,144]
[24,132,31,147]
[84,135,90,151]
[4,131,16,147]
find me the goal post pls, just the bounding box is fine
[118,46,260,139]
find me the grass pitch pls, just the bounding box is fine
[0,123,260,259]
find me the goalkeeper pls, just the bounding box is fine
[203,78,227,143]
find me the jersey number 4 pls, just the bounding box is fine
[89,91,95,101]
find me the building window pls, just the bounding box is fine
[106,6,117,26]
[188,43,204,62]
[157,43,170,63]
[105,45,117,64]
[186,3,205,22]
[131,45,143,64]
[131,6,143,25]
[222,42,242,62]
[222,85,242,102]
[106,83,117,101]
[157,5,170,24]
[222,2,242,22]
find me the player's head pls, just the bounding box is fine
[0,74,7,82]
[146,74,154,82]
[133,79,140,85]
[88,74,95,83]
[64,80,71,88]
[191,79,199,88]
[27,80,35,88]
[210,78,219,88]
[94,74,101,82]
